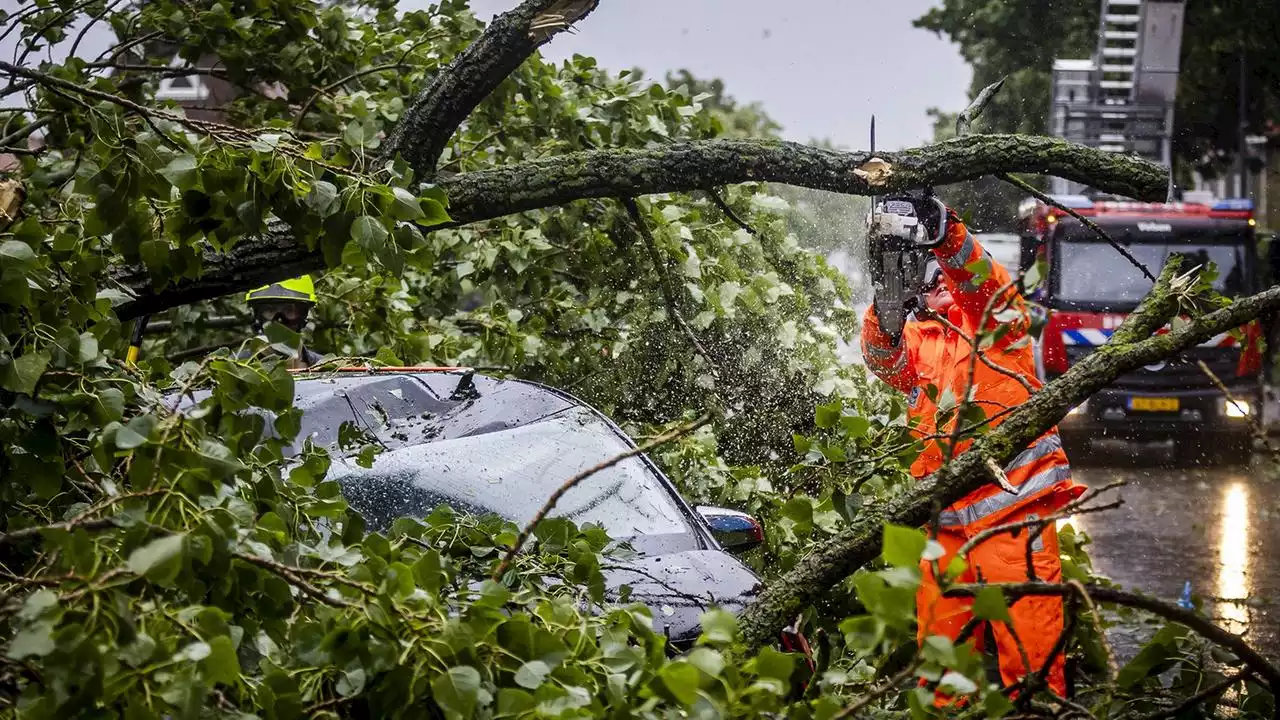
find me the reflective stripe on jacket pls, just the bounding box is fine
[861,214,1084,527]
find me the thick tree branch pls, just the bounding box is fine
[433,135,1166,224]
[381,0,600,174]
[736,261,1280,649]
[112,222,322,319]
[111,135,1166,319]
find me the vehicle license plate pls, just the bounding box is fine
[1128,397,1179,412]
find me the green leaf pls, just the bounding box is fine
[95,387,125,422]
[120,634,157,667]
[0,239,36,267]
[305,180,339,217]
[174,641,211,662]
[17,590,57,622]
[161,154,199,190]
[698,609,738,645]
[839,415,870,439]
[922,539,946,561]
[77,332,99,363]
[513,660,550,689]
[419,197,452,227]
[657,661,700,705]
[984,689,1015,717]
[431,665,485,718]
[752,645,797,683]
[972,585,1012,623]
[7,620,56,659]
[815,400,841,429]
[337,668,367,697]
[839,615,884,652]
[685,647,724,677]
[964,256,992,285]
[263,322,301,357]
[389,187,425,221]
[496,688,535,716]
[1023,258,1046,291]
[350,215,388,249]
[115,414,157,450]
[882,524,927,568]
[343,119,381,149]
[202,635,240,685]
[792,434,812,455]
[781,497,813,527]
[127,534,186,585]
[1,351,49,395]
[1116,623,1188,689]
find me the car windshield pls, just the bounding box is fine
[1056,236,1249,307]
[329,406,691,538]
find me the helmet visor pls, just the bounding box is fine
[922,258,943,291]
[253,301,311,330]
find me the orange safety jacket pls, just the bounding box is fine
[861,214,1084,528]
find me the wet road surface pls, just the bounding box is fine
[1067,447,1280,660]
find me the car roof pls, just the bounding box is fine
[292,370,585,453]
[177,369,591,454]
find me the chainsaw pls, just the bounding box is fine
[865,115,948,343]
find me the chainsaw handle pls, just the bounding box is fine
[911,195,949,250]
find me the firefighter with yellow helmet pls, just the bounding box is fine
[242,275,323,367]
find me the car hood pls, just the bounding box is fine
[601,549,762,648]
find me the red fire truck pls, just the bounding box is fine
[1016,195,1263,463]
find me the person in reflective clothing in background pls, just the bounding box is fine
[861,197,1085,699]
[242,275,324,369]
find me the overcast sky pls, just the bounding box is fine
[3,0,973,151]
[462,0,973,150]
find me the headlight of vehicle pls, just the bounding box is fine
[1222,399,1251,418]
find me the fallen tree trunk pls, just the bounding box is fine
[737,261,1280,648]
[112,135,1165,319]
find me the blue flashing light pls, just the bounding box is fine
[1046,194,1095,209]
[1212,198,1254,211]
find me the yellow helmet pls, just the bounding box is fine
[245,275,317,304]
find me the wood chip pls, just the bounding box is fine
[853,157,893,187]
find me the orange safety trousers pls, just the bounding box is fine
[918,497,1069,702]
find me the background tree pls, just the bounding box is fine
[915,0,1280,183]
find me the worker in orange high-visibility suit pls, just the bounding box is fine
[861,197,1086,699]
